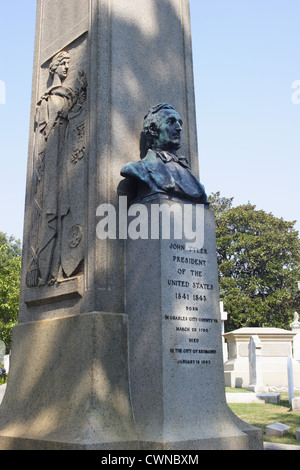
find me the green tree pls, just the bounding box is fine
[210,193,300,331]
[0,233,21,350]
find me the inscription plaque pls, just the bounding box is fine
[163,243,220,367]
[156,210,225,411]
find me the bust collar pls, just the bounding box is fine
[155,151,191,169]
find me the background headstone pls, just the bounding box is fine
[220,301,228,362]
[266,423,291,438]
[287,356,295,405]
[3,356,9,374]
[246,335,267,393]
[290,312,300,361]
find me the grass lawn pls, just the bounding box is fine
[228,394,300,446]
[226,387,253,393]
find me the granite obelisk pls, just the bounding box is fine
[0,0,263,449]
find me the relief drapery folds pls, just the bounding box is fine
[26,50,87,288]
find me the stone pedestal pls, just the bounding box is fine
[0,313,138,450]
[126,200,263,450]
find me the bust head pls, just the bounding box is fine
[49,51,70,83]
[142,103,183,154]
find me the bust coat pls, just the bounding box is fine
[121,149,208,203]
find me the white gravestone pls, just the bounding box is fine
[290,312,300,361]
[0,0,200,450]
[287,356,295,405]
[3,356,9,374]
[220,301,228,362]
[246,335,267,393]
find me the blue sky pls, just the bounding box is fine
[0,0,299,241]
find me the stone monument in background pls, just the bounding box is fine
[0,0,263,449]
[246,335,268,393]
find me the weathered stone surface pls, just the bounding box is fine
[0,313,138,450]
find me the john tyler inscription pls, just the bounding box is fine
[164,242,220,367]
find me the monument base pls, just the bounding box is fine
[0,309,263,451]
[0,312,139,450]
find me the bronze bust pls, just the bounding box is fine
[120,103,208,204]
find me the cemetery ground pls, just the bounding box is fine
[226,388,300,446]
[0,377,299,447]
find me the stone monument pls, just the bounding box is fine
[0,0,263,450]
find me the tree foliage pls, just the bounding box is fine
[210,192,300,331]
[0,233,21,350]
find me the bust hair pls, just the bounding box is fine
[142,103,175,149]
[49,51,70,77]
